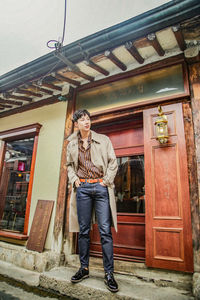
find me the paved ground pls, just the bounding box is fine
[40,266,194,300]
[0,280,72,300]
[0,260,195,300]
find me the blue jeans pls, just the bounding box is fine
[76,182,114,273]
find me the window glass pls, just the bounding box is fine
[0,138,34,232]
[76,64,185,113]
[115,155,145,213]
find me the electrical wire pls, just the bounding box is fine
[47,0,67,50]
[34,0,67,87]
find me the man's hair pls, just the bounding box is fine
[72,109,90,123]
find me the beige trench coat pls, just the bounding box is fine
[66,130,118,232]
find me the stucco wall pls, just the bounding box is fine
[0,102,67,250]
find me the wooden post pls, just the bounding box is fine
[188,61,200,272]
[0,141,6,183]
[53,88,75,243]
[182,102,200,272]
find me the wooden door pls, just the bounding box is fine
[144,103,193,272]
[90,119,145,262]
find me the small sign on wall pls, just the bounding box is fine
[26,200,54,252]
[18,161,25,171]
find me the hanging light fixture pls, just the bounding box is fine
[155,105,169,144]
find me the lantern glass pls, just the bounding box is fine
[155,107,168,144]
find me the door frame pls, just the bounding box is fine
[89,115,145,262]
[89,101,193,271]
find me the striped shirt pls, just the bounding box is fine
[77,132,103,179]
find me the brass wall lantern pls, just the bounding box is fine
[155,105,169,144]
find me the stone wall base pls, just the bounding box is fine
[0,241,199,298]
[0,241,64,272]
[193,273,200,299]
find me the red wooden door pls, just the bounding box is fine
[90,119,145,262]
[144,103,193,272]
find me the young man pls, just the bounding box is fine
[66,109,118,292]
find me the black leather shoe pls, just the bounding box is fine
[104,272,119,292]
[71,268,89,283]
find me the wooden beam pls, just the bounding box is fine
[41,82,62,91]
[15,89,42,97]
[30,84,54,95]
[125,42,144,64]
[0,97,23,106]
[0,103,12,108]
[172,25,187,51]
[104,50,127,71]
[6,94,32,102]
[52,73,81,86]
[68,69,94,82]
[0,94,61,118]
[147,33,165,56]
[84,60,109,76]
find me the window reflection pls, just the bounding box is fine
[115,155,145,213]
[77,64,184,112]
[0,138,34,232]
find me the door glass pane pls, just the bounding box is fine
[115,155,145,213]
[0,138,34,232]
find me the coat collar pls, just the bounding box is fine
[67,130,101,144]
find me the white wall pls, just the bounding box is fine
[0,102,67,250]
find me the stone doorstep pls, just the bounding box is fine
[0,260,40,287]
[66,254,193,292]
[40,266,194,300]
[0,240,193,292]
[0,260,194,300]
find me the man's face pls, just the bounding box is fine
[75,114,91,132]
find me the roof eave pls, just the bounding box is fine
[0,0,200,92]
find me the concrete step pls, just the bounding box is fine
[40,266,194,300]
[66,255,193,292]
[0,260,194,300]
[0,260,40,287]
